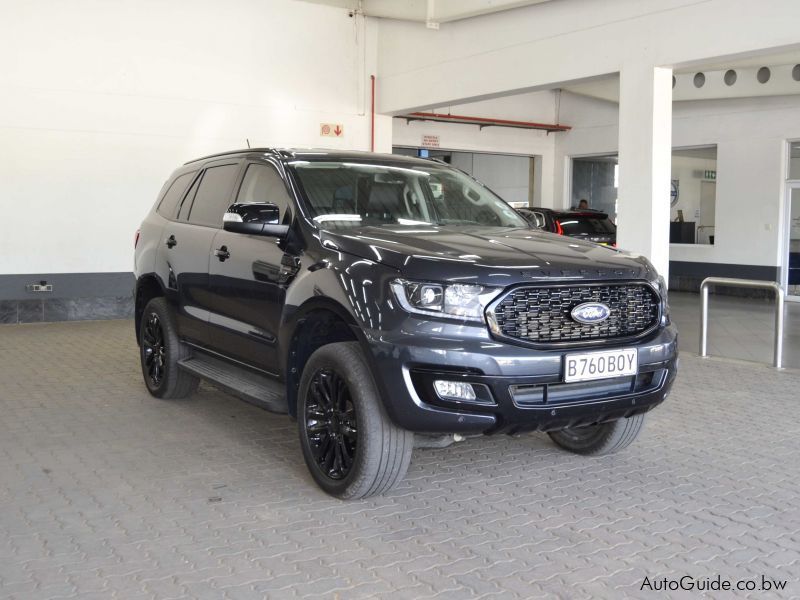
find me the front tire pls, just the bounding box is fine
[139,297,199,399]
[548,414,647,455]
[298,342,413,499]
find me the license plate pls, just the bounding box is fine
[564,348,638,383]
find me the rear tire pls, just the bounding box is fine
[298,342,413,499]
[139,297,199,399]
[548,414,647,455]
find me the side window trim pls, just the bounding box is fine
[176,170,204,222]
[158,170,199,220]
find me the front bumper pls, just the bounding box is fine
[365,320,678,435]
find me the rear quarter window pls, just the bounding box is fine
[156,171,197,219]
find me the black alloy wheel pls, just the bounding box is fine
[138,297,198,399]
[304,368,358,480]
[297,342,413,499]
[142,312,166,388]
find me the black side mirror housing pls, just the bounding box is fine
[223,203,289,238]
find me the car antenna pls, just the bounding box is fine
[246,138,251,149]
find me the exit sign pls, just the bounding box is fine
[704,170,716,180]
[320,123,344,137]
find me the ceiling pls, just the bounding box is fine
[562,49,800,104]
[676,49,800,72]
[296,0,554,23]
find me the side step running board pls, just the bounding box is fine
[178,354,288,414]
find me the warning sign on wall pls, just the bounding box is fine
[320,123,344,137]
[421,135,440,148]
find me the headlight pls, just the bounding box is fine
[390,279,501,322]
[655,275,671,325]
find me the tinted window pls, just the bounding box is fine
[236,163,292,221]
[558,215,616,235]
[187,164,240,227]
[157,172,196,219]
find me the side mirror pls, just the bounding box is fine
[223,203,289,238]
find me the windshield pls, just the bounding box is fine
[289,160,528,229]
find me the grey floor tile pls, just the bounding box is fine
[671,291,800,369]
[0,319,799,598]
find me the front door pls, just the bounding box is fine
[208,161,297,373]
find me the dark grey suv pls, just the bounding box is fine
[134,148,678,499]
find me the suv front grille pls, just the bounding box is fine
[488,283,660,345]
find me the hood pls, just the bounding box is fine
[319,225,655,285]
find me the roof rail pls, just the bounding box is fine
[183,147,279,165]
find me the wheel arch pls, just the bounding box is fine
[134,274,166,344]
[282,297,371,418]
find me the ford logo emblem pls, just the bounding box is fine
[571,302,611,325]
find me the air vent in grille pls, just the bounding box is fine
[488,283,660,344]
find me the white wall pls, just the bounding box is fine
[556,92,800,268]
[471,154,530,205]
[0,0,385,275]
[392,91,558,206]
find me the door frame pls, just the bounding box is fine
[783,180,800,302]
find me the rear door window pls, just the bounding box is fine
[186,163,241,228]
[157,171,197,219]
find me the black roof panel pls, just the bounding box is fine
[184,147,437,166]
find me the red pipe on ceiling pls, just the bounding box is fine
[403,111,571,132]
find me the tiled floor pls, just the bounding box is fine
[670,291,800,369]
[1,314,800,598]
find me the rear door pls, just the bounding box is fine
[160,159,242,346]
[207,159,296,372]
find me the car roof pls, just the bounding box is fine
[184,147,440,167]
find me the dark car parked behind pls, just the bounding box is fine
[134,149,676,499]
[518,207,617,246]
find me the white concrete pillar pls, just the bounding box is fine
[617,63,673,280]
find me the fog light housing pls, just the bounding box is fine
[434,380,477,401]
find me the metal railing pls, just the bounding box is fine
[700,277,785,368]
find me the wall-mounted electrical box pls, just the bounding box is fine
[26,281,53,293]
